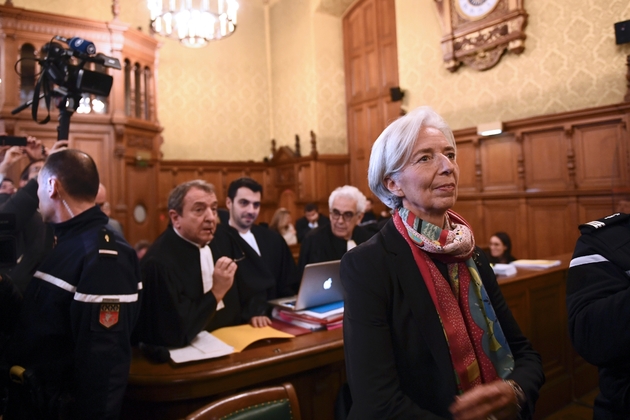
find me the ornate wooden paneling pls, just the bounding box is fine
[522,128,571,192]
[344,0,400,196]
[577,195,618,226]
[347,99,381,195]
[156,155,350,240]
[526,198,578,258]
[455,139,477,194]
[573,120,628,190]
[0,4,162,247]
[454,103,630,258]
[480,133,520,192]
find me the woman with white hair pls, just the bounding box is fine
[341,107,544,419]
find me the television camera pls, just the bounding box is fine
[11,35,121,141]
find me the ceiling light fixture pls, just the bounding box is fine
[148,0,239,48]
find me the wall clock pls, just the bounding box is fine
[434,0,528,72]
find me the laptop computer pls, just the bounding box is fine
[268,260,343,311]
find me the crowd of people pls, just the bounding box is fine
[0,104,627,419]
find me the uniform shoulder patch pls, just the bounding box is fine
[579,212,630,234]
[98,227,119,258]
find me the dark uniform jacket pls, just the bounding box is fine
[341,219,544,419]
[567,212,630,420]
[3,206,141,420]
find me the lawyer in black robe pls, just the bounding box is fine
[135,223,245,348]
[227,224,297,316]
[296,224,372,282]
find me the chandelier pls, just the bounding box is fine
[148,0,239,48]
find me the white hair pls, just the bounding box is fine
[328,185,367,213]
[368,106,456,209]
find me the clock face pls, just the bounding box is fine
[456,0,500,20]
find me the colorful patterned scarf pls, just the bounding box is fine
[394,207,514,393]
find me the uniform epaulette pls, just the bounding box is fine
[578,212,630,234]
[98,227,118,258]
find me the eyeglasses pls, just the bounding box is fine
[330,209,356,222]
[231,238,247,262]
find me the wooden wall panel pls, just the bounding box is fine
[480,134,519,192]
[528,274,572,417]
[573,121,627,190]
[456,140,477,194]
[347,100,381,194]
[125,164,156,244]
[483,199,527,259]
[522,129,570,191]
[344,0,399,196]
[577,195,617,226]
[526,198,578,258]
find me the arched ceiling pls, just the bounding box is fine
[314,0,356,17]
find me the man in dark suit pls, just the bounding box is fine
[225,178,297,326]
[295,202,330,243]
[296,186,372,282]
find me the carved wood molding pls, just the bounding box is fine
[435,0,527,72]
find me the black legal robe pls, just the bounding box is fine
[135,223,245,348]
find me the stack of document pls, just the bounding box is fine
[272,301,344,331]
[511,259,561,269]
[168,325,295,364]
[492,263,517,277]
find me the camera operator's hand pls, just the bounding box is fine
[23,136,46,161]
[0,146,24,176]
[48,140,69,156]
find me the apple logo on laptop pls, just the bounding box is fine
[323,278,332,290]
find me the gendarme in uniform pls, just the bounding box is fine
[3,206,141,419]
[566,212,630,420]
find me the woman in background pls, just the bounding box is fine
[488,232,516,264]
[341,106,544,419]
[270,207,297,246]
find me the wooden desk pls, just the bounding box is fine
[497,254,597,419]
[123,328,345,420]
[123,254,597,420]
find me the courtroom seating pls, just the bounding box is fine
[184,382,301,420]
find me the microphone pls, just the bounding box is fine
[54,35,96,55]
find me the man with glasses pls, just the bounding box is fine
[225,178,297,327]
[296,185,372,282]
[134,180,250,350]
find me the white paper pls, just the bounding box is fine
[169,331,234,363]
[492,263,517,277]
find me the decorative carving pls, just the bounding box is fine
[127,135,153,150]
[565,125,577,189]
[271,139,276,157]
[515,133,525,190]
[114,145,125,158]
[310,130,318,158]
[625,55,630,102]
[434,0,528,72]
[294,134,301,157]
[111,0,120,21]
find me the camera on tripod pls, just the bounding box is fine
[11,35,122,139]
[40,36,121,98]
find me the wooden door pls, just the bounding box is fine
[343,0,400,196]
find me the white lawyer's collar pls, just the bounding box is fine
[173,225,209,249]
